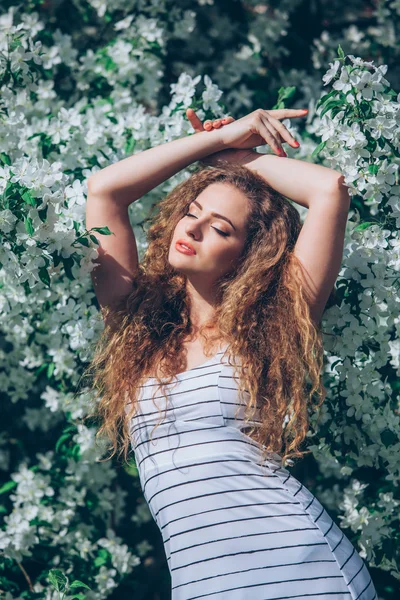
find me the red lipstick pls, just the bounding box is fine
[175,239,196,255]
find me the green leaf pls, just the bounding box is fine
[69,581,91,591]
[274,86,296,107]
[90,226,112,236]
[315,89,337,110]
[311,141,326,158]
[337,45,345,60]
[320,100,344,119]
[38,207,48,222]
[38,266,50,287]
[62,256,76,281]
[24,216,34,236]
[377,136,386,149]
[0,152,11,165]
[0,480,18,495]
[94,548,111,568]
[77,237,89,247]
[353,221,376,232]
[382,535,395,560]
[21,191,36,206]
[368,164,379,175]
[55,433,72,454]
[71,444,81,460]
[47,569,68,592]
[47,362,55,379]
[381,429,398,448]
[124,136,136,155]
[90,234,99,245]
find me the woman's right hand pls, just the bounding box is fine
[186,109,254,166]
[212,108,307,156]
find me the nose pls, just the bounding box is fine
[184,220,202,239]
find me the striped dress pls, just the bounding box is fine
[127,343,377,600]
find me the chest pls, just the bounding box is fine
[149,339,224,379]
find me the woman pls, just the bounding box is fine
[84,107,377,599]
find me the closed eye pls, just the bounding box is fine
[184,212,229,237]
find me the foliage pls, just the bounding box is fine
[0,1,399,598]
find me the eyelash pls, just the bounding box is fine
[184,212,229,237]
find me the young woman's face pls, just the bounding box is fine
[168,182,250,283]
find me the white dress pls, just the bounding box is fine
[127,343,377,600]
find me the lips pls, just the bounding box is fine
[176,239,196,254]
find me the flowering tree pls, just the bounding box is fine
[0,1,399,598]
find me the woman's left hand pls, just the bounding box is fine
[186,108,254,167]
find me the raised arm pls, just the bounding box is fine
[238,150,347,209]
[88,126,225,207]
[86,114,226,323]
[238,151,351,324]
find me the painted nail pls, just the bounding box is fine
[293,141,300,147]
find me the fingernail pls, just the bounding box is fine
[293,141,300,147]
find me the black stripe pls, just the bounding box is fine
[171,559,338,590]
[168,526,320,553]
[347,561,365,585]
[261,593,350,600]
[143,457,260,493]
[293,482,303,496]
[155,487,308,519]
[314,506,325,523]
[165,513,315,540]
[148,471,279,504]
[138,394,223,417]
[183,574,348,599]
[134,420,226,450]
[168,513,318,543]
[137,435,269,469]
[130,413,223,436]
[354,575,373,600]
[340,545,356,569]
[170,541,330,572]
[161,500,301,532]
[332,531,345,552]
[324,520,334,536]
[304,496,315,510]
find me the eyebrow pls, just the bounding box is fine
[191,200,237,231]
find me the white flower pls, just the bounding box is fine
[322,59,340,85]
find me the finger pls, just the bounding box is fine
[186,108,204,132]
[213,116,235,129]
[266,108,308,120]
[204,120,213,131]
[259,115,285,156]
[265,114,300,148]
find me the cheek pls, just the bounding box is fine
[210,239,242,264]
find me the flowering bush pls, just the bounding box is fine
[0,2,399,598]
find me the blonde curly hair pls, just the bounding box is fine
[80,160,331,471]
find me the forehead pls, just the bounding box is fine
[192,182,250,227]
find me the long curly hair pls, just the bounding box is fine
[80,159,331,471]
